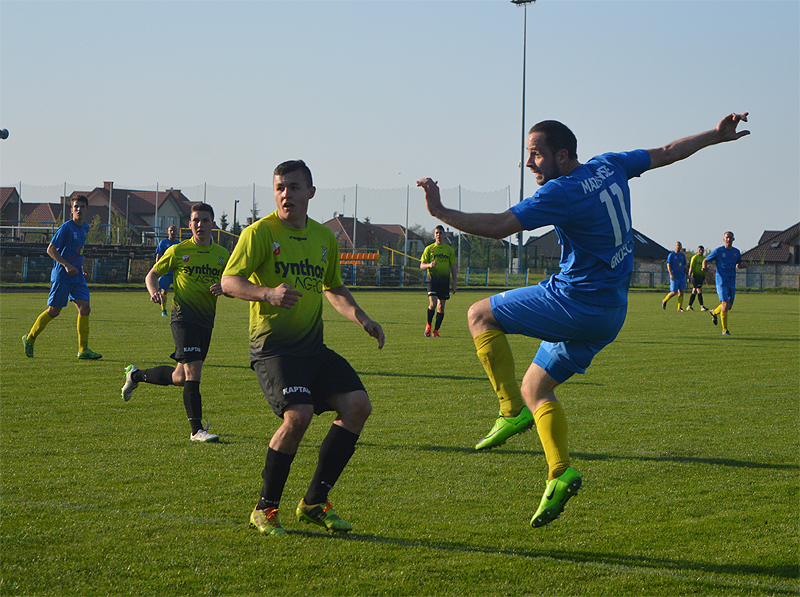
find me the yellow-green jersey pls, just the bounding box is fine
[421,242,456,282]
[222,211,342,359]
[689,254,705,277]
[154,238,229,328]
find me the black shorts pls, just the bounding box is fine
[252,347,366,418]
[170,321,213,364]
[690,273,705,289]
[427,279,451,301]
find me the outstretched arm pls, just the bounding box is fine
[647,112,749,170]
[416,178,524,239]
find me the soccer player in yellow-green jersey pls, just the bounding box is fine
[420,225,457,337]
[687,245,708,311]
[120,203,230,443]
[221,160,384,536]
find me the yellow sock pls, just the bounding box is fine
[713,305,723,316]
[473,330,525,417]
[28,311,53,341]
[662,294,671,303]
[677,296,683,309]
[720,311,728,331]
[533,401,570,480]
[77,314,89,352]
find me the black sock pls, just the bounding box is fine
[304,425,359,506]
[427,308,434,325]
[258,448,295,510]
[183,380,203,433]
[435,311,444,330]
[698,294,705,307]
[688,294,696,306]
[134,366,174,385]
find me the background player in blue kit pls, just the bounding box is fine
[418,112,750,529]
[155,225,180,316]
[22,195,102,360]
[662,241,688,311]
[703,231,745,335]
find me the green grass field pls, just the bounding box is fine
[1,289,798,596]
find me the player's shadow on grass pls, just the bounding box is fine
[294,530,799,585]
[409,444,798,471]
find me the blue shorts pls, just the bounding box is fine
[47,278,90,309]
[717,284,735,305]
[158,272,174,291]
[490,282,627,384]
[670,277,686,292]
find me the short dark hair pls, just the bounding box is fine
[697,245,704,251]
[435,225,445,233]
[71,195,88,207]
[274,160,313,188]
[191,202,214,220]
[529,120,578,161]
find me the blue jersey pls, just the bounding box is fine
[156,238,180,258]
[510,150,651,307]
[705,245,741,287]
[49,219,89,284]
[666,252,687,277]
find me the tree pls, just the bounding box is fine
[219,212,229,231]
[86,214,106,244]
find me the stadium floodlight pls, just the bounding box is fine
[511,0,536,269]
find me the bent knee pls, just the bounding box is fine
[468,299,494,332]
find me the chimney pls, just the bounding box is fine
[104,181,114,192]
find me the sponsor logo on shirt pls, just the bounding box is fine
[273,242,281,256]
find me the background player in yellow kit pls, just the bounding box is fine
[121,203,229,442]
[687,245,709,311]
[420,225,457,337]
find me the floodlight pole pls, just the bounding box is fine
[511,0,535,271]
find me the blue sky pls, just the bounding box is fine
[1,0,798,252]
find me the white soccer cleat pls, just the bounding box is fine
[191,421,219,443]
[121,365,139,402]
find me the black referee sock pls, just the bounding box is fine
[183,380,203,433]
[304,424,359,506]
[258,448,295,510]
[435,311,444,330]
[688,294,696,307]
[133,366,175,386]
[427,308,435,325]
[698,293,705,307]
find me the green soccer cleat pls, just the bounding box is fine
[77,348,103,360]
[296,498,352,533]
[22,334,34,358]
[530,467,582,528]
[475,406,534,450]
[250,505,287,536]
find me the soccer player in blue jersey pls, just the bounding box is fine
[662,241,688,311]
[22,195,102,360]
[155,225,180,316]
[702,231,745,335]
[418,112,749,528]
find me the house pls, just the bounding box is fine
[322,216,424,253]
[66,182,198,242]
[0,187,21,233]
[741,223,800,265]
